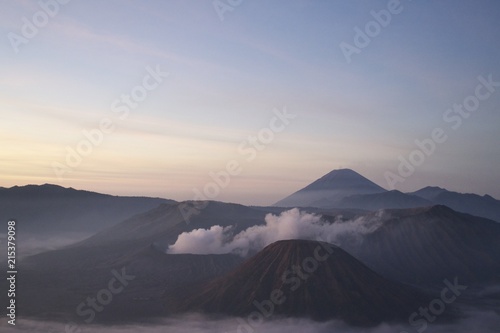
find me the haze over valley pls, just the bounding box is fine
[1,169,500,332]
[1,1,500,332]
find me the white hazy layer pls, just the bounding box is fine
[167,208,384,256]
[1,311,499,333]
[0,232,92,258]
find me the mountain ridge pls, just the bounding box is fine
[337,205,500,286]
[0,184,174,235]
[273,169,500,221]
[411,186,500,221]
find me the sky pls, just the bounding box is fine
[1,0,499,205]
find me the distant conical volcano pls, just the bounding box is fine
[274,169,386,208]
[178,239,432,326]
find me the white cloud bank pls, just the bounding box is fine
[1,311,499,333]
[167,208,384,256]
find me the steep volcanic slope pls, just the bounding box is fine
[339,206,500,287]
[274,169,386,208]
[178,240,432,326]
[411,186,500,222]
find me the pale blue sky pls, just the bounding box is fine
[1,0,499,204]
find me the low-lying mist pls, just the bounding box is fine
[167,208,383,256]
[1,310,498,333]
[0,231,92,258]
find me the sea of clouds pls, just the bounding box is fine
[1,311,499,333]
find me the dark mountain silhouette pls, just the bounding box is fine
[337,190,433,210]
[274,169,386,208]
[273,170,500,219]
[14,244,242,321]
[338,205,500,287]
[3,197,497,324]
[178,239,434,326]
[0,184,172,234]
[76,200,268,249]
[6,201,268,322]
[411,186,500,222]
